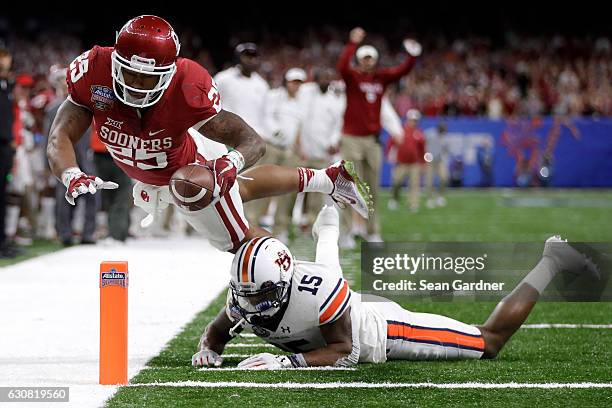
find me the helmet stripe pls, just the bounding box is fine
[241,237,261,283]
[234,239,250,283]
[249,237,273,283]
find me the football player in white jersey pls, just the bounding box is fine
[193,206,598,368]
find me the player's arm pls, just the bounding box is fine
[47,100,118,205]
[47,99,92,179]
[377,39,421,84]
[238,309,354,369]
[303,308,354,366]
[196,109,266,197]
[199,110,266,170]
[191,307,235,367]
[336,27,364,78]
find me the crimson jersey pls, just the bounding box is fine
[337,43,415,136]
[66,46,221,186]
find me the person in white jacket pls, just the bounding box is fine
[298,68,345,226]
[213,43,269,138]
[256,68,307,241]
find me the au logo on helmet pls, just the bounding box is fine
[275,250,292,272]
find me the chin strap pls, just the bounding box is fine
[229,318,246,337]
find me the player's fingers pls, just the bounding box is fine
[64,193,76,206]
[76,184,89,195]
[100,181,119,190]
[214,357,223,367]
[88,183,97,194]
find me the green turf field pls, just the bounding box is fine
[106,189,612,407]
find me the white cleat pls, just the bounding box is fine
[325,160,373,219]
[312,205,339,241]
[543,235,600,280]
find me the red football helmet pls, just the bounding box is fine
[111,15,181,108]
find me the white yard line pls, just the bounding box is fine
[127,381,612,389]
[0,238,232,408]
[521,324,612,329]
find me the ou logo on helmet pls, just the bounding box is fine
[275,250,292,272]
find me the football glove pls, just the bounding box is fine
[62,167,118,206]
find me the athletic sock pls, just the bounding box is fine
[298,168,333,194]
[518,256,560,295]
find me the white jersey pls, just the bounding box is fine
[214,67,269,136]
[226,231,388,364]
[299,83,344,161]
[263,87,304,149]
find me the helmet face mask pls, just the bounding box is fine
[111,50,177,108]
[229,237,295,326]
[111,15,180,108]
[230,280,290,325]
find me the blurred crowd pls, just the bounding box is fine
[8,28,612,119]
[0,26,610,256]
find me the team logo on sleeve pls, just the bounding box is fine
[91,85,116,111]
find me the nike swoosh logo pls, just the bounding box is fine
[149,129,165,136]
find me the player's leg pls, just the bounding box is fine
[379,300,485,361]
[408,163,420,211]
[237,159,372,219]
[477,236,599,358]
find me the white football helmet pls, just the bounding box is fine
[229,237,295,325]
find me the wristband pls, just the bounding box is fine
[226,149,245,172]
[61,167,83,187]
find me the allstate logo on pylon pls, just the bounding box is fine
[101,268,128,287]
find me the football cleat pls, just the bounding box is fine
[325,160,373,219]
[543,235,600,280]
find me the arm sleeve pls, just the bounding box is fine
[377,54,416,85]
[184,61,221,126]
[318,277,351,326]
[380,96,404,141]
[336,43,358,81]
[66,48,96,110]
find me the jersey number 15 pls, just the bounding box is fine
[297,275,322,295]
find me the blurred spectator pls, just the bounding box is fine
[298,67,344,227]
[214,43,268,136]
[44,67,97,246]
[477,139,494,187]
[424,122,449,208]
[91,130,131,245]
[0,46,21,258]
[259,68,307,242]
[214,43,270,223]
[386,109,425,212]
[336,27,419,243]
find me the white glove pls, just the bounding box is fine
[403,39,422,57]
[132,182,171,228]
[237,353,294,370]
[62,167,118,206]
[192,347,223,368]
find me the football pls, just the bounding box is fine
[169,163,216,211]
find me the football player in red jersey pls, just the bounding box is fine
[47,15,372,252]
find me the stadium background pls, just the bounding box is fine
[0,3,611,407]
